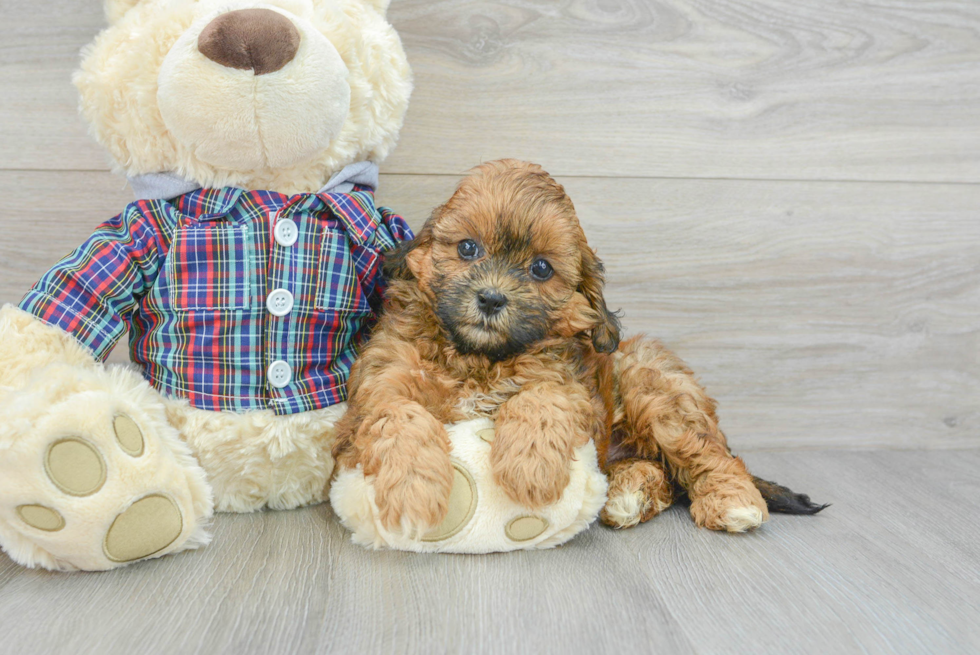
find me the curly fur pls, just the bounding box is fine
[335,159,826,535]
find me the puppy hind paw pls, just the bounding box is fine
[690,485,769,533]
[600,459,673,529]
[720,506,766,532]
[600,489,647,529]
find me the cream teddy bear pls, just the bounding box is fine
[0,0,413,570]
[0,0,608,570]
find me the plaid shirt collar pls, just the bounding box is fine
[173,186,381,246]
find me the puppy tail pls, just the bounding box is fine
[752,476,829,515]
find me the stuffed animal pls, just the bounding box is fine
[0,0,414,571]
[0,0,610,569]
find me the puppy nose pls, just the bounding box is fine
[198,8,301,75]
[477,289,508,316]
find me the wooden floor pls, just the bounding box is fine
[0,449,977,655]
[2,0,979,653]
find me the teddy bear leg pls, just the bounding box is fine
[0,363,214,571]
[600,458,674,529]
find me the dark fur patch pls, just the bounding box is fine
[593,308,623,354]
[432,265,550,361]
[382,238,418,281]
[752,476,829,515]
[496,220,533,256]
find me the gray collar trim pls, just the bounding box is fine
[126,161,380,200]
[317,161,379,194]
[127,172,200,200]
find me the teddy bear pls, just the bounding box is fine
[0,0,414,571]
[0,0,608,570]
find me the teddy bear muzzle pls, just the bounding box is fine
[157,4,351,172]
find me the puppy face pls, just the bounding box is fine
[387,159,620,361]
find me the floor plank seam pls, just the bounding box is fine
[2,168,979,187]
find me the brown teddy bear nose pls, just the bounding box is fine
[198,8,300,75]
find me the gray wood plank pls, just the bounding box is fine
[0,450,978,654]
[386,0,980,182]
[1,170,977,449]
[3,1,980,182]
[0,0,110,171]
[624,449,980,654]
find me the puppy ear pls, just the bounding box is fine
[382,239,417,281]
[579,247,621,353]
[382,222,433,281]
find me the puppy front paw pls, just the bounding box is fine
[357,408,455,537]
[490,437,570,509]
[373,454,455,537]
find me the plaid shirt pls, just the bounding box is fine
[19,186,412,415]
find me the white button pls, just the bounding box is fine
[274,218,298,247]
[267,360,292,388]
[266,289,294,317]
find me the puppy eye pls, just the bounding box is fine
[458,239,480,260]
[529,258,554,281]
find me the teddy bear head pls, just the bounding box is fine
[75,0,412,194]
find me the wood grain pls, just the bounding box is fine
[0,0,110,171]
[386,0,980,182]
[0,449,977,654]
[2,170,977,449]
[3,1,980,182]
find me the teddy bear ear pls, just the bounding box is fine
[361,0,392,15]
[103,0,143,24]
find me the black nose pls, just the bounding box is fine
[477,289,508,316]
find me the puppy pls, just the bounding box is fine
[333,159,825,535]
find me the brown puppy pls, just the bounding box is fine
[333,159,825,535]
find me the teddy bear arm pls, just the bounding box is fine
[0,305,100,391]
[4,202,168,391]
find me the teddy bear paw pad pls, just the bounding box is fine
[44,438,107,496]
[16,505,65,532]
[422,462,477,542]
[104,494,182,562]
[113,414,145,456]
[505,516,549,542]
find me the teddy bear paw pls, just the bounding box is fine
[0,367,213,571]
[331,418,610,553]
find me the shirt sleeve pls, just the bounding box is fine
[18,202,164,361]
[350,206,413,317]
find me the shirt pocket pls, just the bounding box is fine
[167,224,250,311]
[316,228,371,313]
